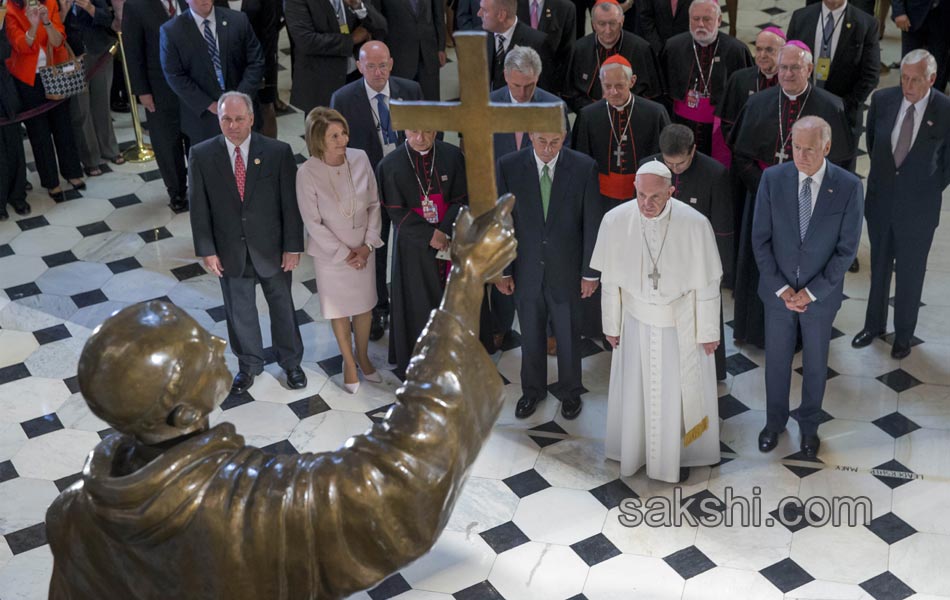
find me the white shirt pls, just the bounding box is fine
[192,7,216,38]
[533,148,558,179]
[890,89,931,156]
[814,1,847,63]
[227,0,242,10]
[225,135,252,175]
[495,18,518,53]
[775,159,827,299]
[364,79,397,156]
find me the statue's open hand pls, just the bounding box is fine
[451,194,517,285]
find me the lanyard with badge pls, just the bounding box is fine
[334,0,349,34]
[815,11,844,82]
[689,39,719,107]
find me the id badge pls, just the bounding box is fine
[422,196,439,223]
[339,23,350,34]
[436,244,451,261]
[815,57,831,81]
[687,89,700,109]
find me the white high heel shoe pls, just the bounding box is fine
[343,381,360,394]
[358,363,382,383]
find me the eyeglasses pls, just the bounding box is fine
[778,64,805,73]
[362,63,391,72]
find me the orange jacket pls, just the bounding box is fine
[4,0,69,86]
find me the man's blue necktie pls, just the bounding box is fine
[799,177,813,242]
[203,19,225,90]
[375,93,398,144]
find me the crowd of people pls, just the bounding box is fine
[2,0,949,482]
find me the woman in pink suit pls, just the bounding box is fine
[297,107,384,393]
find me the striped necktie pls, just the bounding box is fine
[799,177,812,241]
[202,18,224,90]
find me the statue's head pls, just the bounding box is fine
[78,301,232,445]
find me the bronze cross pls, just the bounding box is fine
[389,32,565,216]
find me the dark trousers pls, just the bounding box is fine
[0,123,27,209]
[864,221,935,345]
[219,251,304,375]
[374,209,391,314]
[764,305,836,437]
[146,106,189,198]
[517,288,582,400]
[413,62,441,101]
[15,77,83,189]
[489,286,516,339]
[901,2,950,91]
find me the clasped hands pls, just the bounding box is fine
[345,245,371,270]
[780,288,812,313]
[430,229,449,252]
[494,277,599,300]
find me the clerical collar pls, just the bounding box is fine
[597,35,620,51]
[609,93,634,112]
[762,70,777,80]
[409,146,432,156]
[783,84,809,101]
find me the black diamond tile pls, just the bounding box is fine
[206,305,227,322]
[718,394,750,420]
[499,372,510,385]
[759,558,815,593]
[528,434,561,448]
[726,353,758,376]
[755,21,781,30]
[260,439,299,455]
[317,354,344,377]
[367,573,412,600]
[680,489,726,522]
[262,346,278,365]
[479,521,530,554]
[0,460,19,483]
[794,365,840,381]
[139,226,173,243]
[866,512,916,545]
[63,375,80,394]
[830,326,845,340]
[859,571,915,600]
[220,391,256,410]
[77,220,111,237]
[302,278,317,294]
[454,581,505,600]
[589,479,638,510]
[5,282,41,300]
[871,460,917,489]
[72,289,109,308]
[42,250,78,268]
[0,243,11,258]
[109,193,141,208]
[21,413,64,438]
[366,403,395,425]
[876,369,922,393]
[137,169,164,182]
[98,427,119,439]
[872,412,921,439]
[33,324,71,346]
[54,472,83,492]
[294,153,307,165]
[295,308,314,326]
[280,47,292,55]
[500,329,522,351]
[503,469,551,498]
[529,420,567,435]
[106,256,142,274]
[170,262,207,281]
[769,503,823,533]
[16,215,49,231]
[663,545,716,579]
[60,188,83,201]
[790,407,835,425]
[879,332,924,347]
[578,336,604,358]
[565,596,588,600]
[0,363,31,384]
[571,533,621,567]
[761,5,785,14]
[288,395,331,419]
[4,523,48,555]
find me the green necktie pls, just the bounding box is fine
[540,164,552,219]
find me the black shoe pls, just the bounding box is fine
[0,207,8,221]
[851,329,881,348]
[758,427,782,453]
[111,100,131,113]
[286,366,308,389]
[230,372,255,395]
[369,309,387,342]
[515,395,542,419]
[849,258,860,273]
[678,467,690,483]
[168,196,188,213]
[560,396,583,420]
[12,200,31,215]
[800,434,821,459]
[25,181,33,191]
[70,180,86,191]
[46,188,65,203]
[891,340,912,359]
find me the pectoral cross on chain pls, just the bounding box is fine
[775,148,789,163]
[648,266,661,290]
[614,145,625,168]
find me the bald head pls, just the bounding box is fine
[358,41,394,92]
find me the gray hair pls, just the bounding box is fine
[218,91,254,114]
[592,1,623,17]
[792,115,832,146]
[504,45,543,78]
[779,43,814,66]
[689,0,722,18]
[599,62,634,81]
[901,49,938,78]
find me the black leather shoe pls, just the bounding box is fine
[849,258,860,273]
[230,372,255,395]
[286,366,308,389]
[560,396,583,420]
[369,309,387,341]
[758,427,782,453]
[515,395,542,419]
[678,467,690,483]
[800,435,821,459]
[851,329,880,348]
[168,196,188,213]
[891,340,912,359]
[12,200,32,215]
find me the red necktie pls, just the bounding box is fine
[167,0,176,16]
[235,147,246,201]
[515,131,524,149]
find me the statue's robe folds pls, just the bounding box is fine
[46,309,504,600]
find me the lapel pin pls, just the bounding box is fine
[254,158,261,165]
[582,73,588,80]
[846,22,851,28]
[690,197,697,203]
[441,174,448,181]
[828,188,833,193]
[545,8,551,15]
[927,120,934,126]
[713,56,721,62]
[222,20,227,25]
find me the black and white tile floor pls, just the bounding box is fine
[2,4,950,598]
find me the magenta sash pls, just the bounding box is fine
[673,97,732,169]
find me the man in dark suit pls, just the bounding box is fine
[160,0,265,144]
[478,0,553,91]
[285,0,387,116]
[124,0,190,211]
[375,0,445,100]
[638,0,693,55]
[752,116,863,459]
[456,0,483,29]
[891,0,950,91]
[852,50,950,359]
[189,92,308,395]
[495,128,601,420]
[517,0,575,96]
[330,40,423,341]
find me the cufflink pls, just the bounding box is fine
[927,120,934,126]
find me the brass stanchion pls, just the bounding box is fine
[117,32,155,163]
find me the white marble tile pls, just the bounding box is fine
[0,477,61,535]
[730,367,805,413]
[0,255,49,288]
[400,530,496,594]
[914,306,950,345]
[491,383,559,430]
[790,524,889,585]
[707,456,802,512]
[9,225,81,257]
[286,410,374,454]
[469,428,541,480]
[797,468,892,520]
[246,365,329,406]
[23,337,85,380]
[826,336,899,379]
[785,580,876,600]
[300,321,353,364]
[719,409,802,461]
[44,198,115,227]
[35,261,114,297]
[822,376,898,423]
[488,541,589,600]
[0,422,27,463]
[898,384,950,430]
[601,504,699,558]
[104,201,173,233]
[816,419,896,470]
[164,211,194,238]
[0,536,11,571]
[832,298,875,336]
[68,300,131,330]
[210,401,299,448]
[71,230,145,263]
[133,237,201,274]
[11,429,100,481]
[100,269,178,303]
[890,533,950,596]
[0,330,38,368]
[895,428,950,479]
[166,276,223,310]
[446,477,520,534]
[319,371,399,414]
[55,393,109,433]
[513,487,606,545]
[901,342,950,387]
[695,520,793,573]
[0,377,71,423]
[682,566,783,600]
[920,270,950,307]
[555,389,608,442]
[0,221,20,246]
[0,294,76,331]
[82,172,145,200]
[893,479,950,536]
[583,554,685,600]
[0,545,54,600]
[390,592,452,600]
[534,437,618,490]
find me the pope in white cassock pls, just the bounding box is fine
[590,160,723,483]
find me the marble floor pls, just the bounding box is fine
[2,3,950,599]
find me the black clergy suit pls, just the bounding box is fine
[375,0,445,100]
[496,146,601,403]
[189,133,305,376]
[485,21,553,91]
[517,0,576,96]
[123,0,188,202]
[159,7,265,144]
[638,0,693,55]
[862,87,950,346]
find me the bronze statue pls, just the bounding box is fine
[46,197,518,600]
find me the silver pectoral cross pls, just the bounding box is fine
[775,148,789,162]
[648,266,661,290]
[614,145,625,167]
